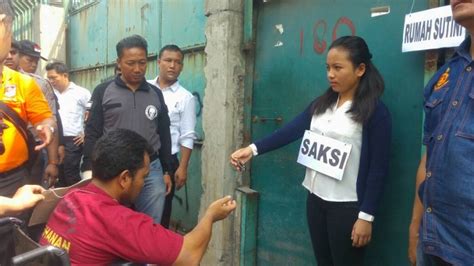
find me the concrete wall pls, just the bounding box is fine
[36,4,66,76]
[200,0,246,264]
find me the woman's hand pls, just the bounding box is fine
[351,218,372,247]
[230,146,253,172]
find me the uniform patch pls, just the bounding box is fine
[145,105,158,120]
[434,67,450,91]
[4,84,17,98]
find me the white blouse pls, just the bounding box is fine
[302,100,362,202]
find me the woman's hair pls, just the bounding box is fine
[311,36,384,124]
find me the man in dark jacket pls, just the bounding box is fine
[82,35,172,223]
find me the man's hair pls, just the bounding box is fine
[0,0,14,19]
[158,44,183,59]
[45,61,69,75]
[11,40,20,50]
[116,34,148,58]
[92,129,153,182]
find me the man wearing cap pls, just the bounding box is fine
[0,1,56,197]
[17,40,47,74]
[46,61,90,187]
[5,40,61,187]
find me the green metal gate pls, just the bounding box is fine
[67,0,207,232]
[249,1,427,265]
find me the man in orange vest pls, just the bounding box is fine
[0,0,56,198]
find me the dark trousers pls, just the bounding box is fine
[161,154,180,228]
[27,148,45,185]
[57,137,82,187]
[0,167,28,197]
[306,193,365,266]
[422,253,453,266]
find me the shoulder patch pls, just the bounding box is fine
[434,67,450,91]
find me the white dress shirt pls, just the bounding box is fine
[148,78,197,155]
[54,82,91,137]
[302,100,362,202]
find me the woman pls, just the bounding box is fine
[230,36,392,266]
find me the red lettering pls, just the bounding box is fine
[300,28,304,55]
[313,20,327,54]
[332,17,356,41]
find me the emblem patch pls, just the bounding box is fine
[145,105,158,120]
[434,67,450,91]
[4,84,16,98]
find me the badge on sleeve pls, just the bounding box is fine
[434,67,450,91]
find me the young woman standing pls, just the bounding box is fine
[230,36,392,266]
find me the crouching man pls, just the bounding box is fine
[40,129,236,265]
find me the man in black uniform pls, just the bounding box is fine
[82,35,172,223]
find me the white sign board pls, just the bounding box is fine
[297,130,352,181]
[402,5,466,52]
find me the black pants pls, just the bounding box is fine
[306,193,365,266]
[161,154,180,228]
[27,148,44,185]
[57,137,82,187]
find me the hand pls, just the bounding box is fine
[351,219,372,247]
[205,195,237,222]
[12,185,45,212]
[34,125,53,151]
[164,174,172,195]
[43,163,58,188]
[73,133,85,146]
[84,111,90,123]
[230,146,253,172]
[408,221,420,266]
[174,165,187,190]
[58,145,65,164]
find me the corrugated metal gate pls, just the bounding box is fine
[67,0,206,231]
[248,0,427,265]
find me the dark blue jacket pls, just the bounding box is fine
[254,100,392,216]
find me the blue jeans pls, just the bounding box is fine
[416,241,424,266]
[135,159,166,223]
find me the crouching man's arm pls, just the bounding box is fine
[173,196,237,266]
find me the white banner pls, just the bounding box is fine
[297,131,352,181]
[402,5,466,52]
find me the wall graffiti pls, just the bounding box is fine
[300,16,356,55]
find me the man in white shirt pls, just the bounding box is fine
[46,61,91,187]
[148,45,196,228]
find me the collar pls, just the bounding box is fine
[115,75,151,92]
[454,36,472,62]
[66,81,75,90]
[334,97,352,111]
[82,182,116,201]
[153,76,180,92]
